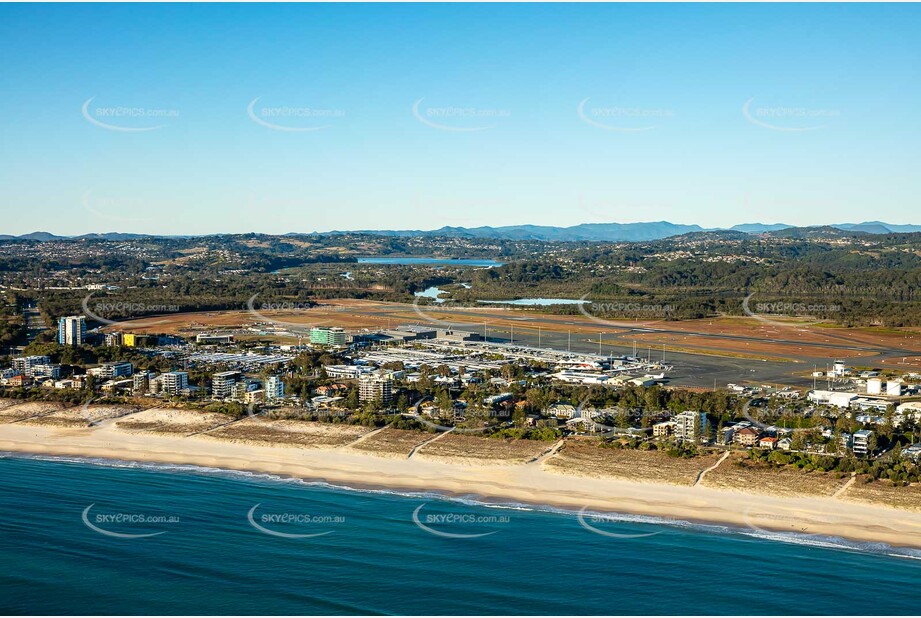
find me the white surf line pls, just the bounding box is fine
[528,438,565,465]
[340,424,391,449]
[407,426,456,459]
[694,449,731,487]
[833,472,858,499]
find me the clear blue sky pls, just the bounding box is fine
[1,3,919,236]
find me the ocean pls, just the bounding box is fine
[1,453,920,615]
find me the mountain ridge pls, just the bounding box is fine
[3,221,920,243]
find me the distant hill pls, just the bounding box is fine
[772,226,872,240]
[2,221,919,243]
[729,223,793,233]
[0,231,150,242]
[13,231,61,241]
[835,222,893,235]
[74,232,151,241]
[676,229,751,242]
[832,221,921,234]
[337,221,705,242]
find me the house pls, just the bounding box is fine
[547,403,577,419]
[758,436,779,450]
[777,437,793,451]
[484,393,513,406]
[8,374,32,388]
[315,384,347,396]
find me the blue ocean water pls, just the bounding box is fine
[2,453,920,615]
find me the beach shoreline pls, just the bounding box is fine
[3,419,921,550]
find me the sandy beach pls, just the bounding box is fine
[2,406,921,549]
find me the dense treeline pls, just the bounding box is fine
[5,229,921,327]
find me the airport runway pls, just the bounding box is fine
[360,303,921,389]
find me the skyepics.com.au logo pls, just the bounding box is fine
[742,97,840,132]
[412,98,511,132]
[577,98,674,132]
[587,301,675,320]
[247,97,345,132]
[576,292,674,328]
[742,292,840,329]
[81,504,178,539]
[82,97,179,132]
[411,503,508,539]
[245,293,315,332]
[247,504,344,538]
[82,292,177,328]
[577,507,662,539]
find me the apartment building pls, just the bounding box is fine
[159,371,189,396]
[12,356,52,376]
[853,429,874,456]
[58,316,86,346]
[674,410,708,442]
[265,375,285,402]
[212,370,242,399]
[359,374,393,405]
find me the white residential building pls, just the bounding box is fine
[853,429,874,456]
[160,371,189,396]
[265,375,285,402]
[674,411,708,442]
[359,374,393,405]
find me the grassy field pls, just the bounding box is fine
[841,477,921,511]
[346,426,433,458]
[700,452,850,497]
[543,440,723,486]
[414,432,550,465]
[206,418,369,448]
